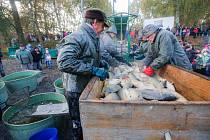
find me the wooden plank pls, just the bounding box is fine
[80,101,210,139]
[87,79,104,100]
[82,128,210,140]
[80,65,210,139]
[80,77,98,100]
[158,65,210,101]
[31,103,69,117]
[80,102,210,131]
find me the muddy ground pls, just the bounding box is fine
[0,58,62,140]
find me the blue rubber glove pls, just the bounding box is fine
[100,60,110,70]
[91,67,109,81]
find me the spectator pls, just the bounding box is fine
[192,48,210,75]
[193,27,199,38]
[45,48,52,69]
[0,48,5,77]
[31,47,42,70]
[26,43,33,52]
[15,44,33,70]
[37,44,45,64]
[206,59,210,76]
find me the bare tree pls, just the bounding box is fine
[9,0,26,44]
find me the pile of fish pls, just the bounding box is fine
[101,62,186,102]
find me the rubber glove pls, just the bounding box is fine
[91,67,109,80]
[143,66,155,76]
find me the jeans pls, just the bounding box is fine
[21,63,32,70]
[65,91,83,140]
[206,64,210,76]
[46,60,52,69]
[33,61,42,70]
[0,62,5,77]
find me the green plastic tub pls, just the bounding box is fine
[2,92,67,140]
[49,49,58,59]
[54,78,65,95]
[0,80,8,109]
[1,70,41,93]
[8,47,19,58]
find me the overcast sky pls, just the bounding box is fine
[110,0,133,13]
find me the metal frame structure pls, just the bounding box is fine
[108,12,138,41]
[108,12,138,61]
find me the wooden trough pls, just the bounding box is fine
[79,65,210,140]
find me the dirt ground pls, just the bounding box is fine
[0,58,62,140]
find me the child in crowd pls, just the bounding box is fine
[45,48,52,69]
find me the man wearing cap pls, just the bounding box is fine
[57,8,109,139]
[100,25,131,67]
[15,44,33,70]
[141,24,192,76]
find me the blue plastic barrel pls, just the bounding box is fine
[29,128,58,140]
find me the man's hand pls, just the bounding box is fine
[143,66,155,76]
[91,67,109,80]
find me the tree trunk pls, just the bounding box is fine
[42,2,49,35]
[9,0,26,44]
[33,0,41,35]
[175,0,180,26]
[28,1,36,35]
[53,0,62,32]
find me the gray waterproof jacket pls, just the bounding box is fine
[143,29,192,70]
[100,28,127,67]
[15,49,33,64]
[57,23,101,93]
[137,41,150,56]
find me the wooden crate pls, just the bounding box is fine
[79,65,210,140]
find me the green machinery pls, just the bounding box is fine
[108,12,138,62]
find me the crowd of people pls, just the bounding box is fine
[15,43,53,71]
[181,41,210,76]
[25,31,71,43]
[171,25,210,37]
[170,25,210,41]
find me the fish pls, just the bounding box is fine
[118,88,143,101]
[103,84,121,94]
[141,89,177,101]
[101,63,185,101]
[120,77,134,88]
[103,93,120,101]
[107,79,121,85]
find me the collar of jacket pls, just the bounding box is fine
[153,28,162,44]
[81,23,99,40]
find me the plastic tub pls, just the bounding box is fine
[49,49,58,59]
[1,70,41,93]
[2,92,67,140]
[53,78,65,95]
[29,128,58,140]
[0,80,8,109]
[8,47,19,58]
